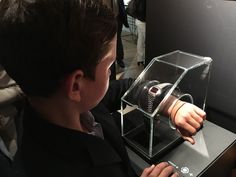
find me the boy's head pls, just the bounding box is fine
[0,0,117,98]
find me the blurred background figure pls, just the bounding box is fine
[116,0,129,69]
[103,0,129,80]
[0,65,23,160]
[134,0,146,66]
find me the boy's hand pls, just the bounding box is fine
[172,102,206,144]
[140,162,179,177]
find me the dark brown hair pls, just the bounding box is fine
[0,0,117,97]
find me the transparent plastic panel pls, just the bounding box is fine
[157,50,209,69]
[121,51,212,162]
[122,51,212,116]
[122,59,186,117]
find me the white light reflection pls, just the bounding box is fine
[185,130,209,158]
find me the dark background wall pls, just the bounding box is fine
[146,0,236,133]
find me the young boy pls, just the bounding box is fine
[0,0,205,177]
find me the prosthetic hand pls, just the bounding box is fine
[166,99,206,144]
[133,80,206,144]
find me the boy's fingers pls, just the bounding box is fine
[140,164,155,177]
[171,172,180,177]
[149,162,170,176]
[158,165,176,177]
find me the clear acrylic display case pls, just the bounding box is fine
[121,50,212,162]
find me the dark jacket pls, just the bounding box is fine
[19,79,137,177]
[126,0,145,22]
[103,0,129,27]
[118,0,129,27]
[135,0,146,22]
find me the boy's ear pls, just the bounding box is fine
[63,70,84,101]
